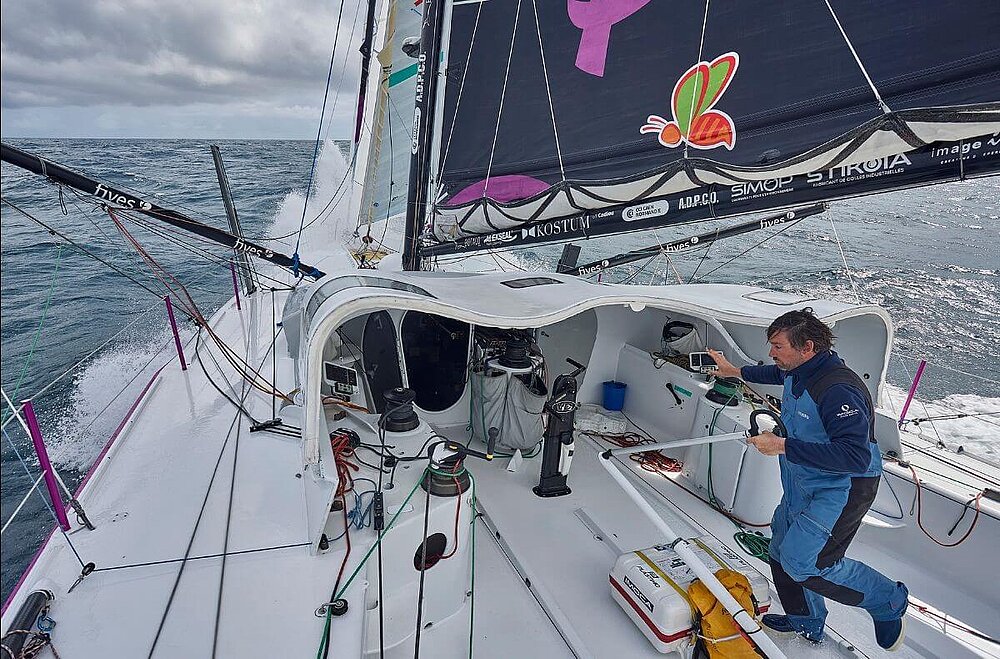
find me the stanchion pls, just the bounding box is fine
[230,260,242,311]
[899,359,927,428]
[21,400,71,531]
[165,295,187,371]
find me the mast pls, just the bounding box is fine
[401,0,447,271]
[353,0,380,146]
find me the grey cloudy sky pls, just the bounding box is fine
[1,0,368,138]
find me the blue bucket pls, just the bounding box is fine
[602,380,627,411]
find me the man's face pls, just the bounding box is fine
[768,330,814,371]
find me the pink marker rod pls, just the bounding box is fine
[230,260,242,310]
[165,295,187,371]
[898,359,927,428]
[21,400,71,531]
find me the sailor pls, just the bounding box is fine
[708,309,908,651]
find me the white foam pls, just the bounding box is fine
[882,383,1000,459]
[44,327,181,472]
[266,140,352,261]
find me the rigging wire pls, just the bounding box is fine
[147,381,251,657]
[1,246,63,425]
[828,215,862,302]
[439,0,484,173]
[294,0,349,268]
[1,425,86,569]
[529,0,566,182]
[482,0,524,201]
[689,218,802,282]
[1,198,177,303]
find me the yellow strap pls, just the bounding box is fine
[635,550,693,610]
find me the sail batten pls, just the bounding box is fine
[417,0,999,255]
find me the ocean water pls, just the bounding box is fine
[2,138,998,602]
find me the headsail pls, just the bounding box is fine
[357,0,425,231]
[419,0,1000,256]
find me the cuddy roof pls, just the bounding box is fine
[299,269,883,332]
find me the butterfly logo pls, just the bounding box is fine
[641,52,739,150]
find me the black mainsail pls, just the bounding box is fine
[412,0,999,257]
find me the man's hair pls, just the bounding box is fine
[766,307,835,353]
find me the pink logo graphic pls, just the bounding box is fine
[641,52,740,150]
[568,0,651,77]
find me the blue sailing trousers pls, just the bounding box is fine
[767,470,909,636]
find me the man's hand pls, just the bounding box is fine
[748,431,785,456]
[707,349,741,379]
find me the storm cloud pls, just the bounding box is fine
[1,0,369,138]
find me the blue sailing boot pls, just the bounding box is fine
[874,616,906,651]
[761,614,824,644]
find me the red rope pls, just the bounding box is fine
[904,462,982,548]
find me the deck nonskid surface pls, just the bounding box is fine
[453,422,949,659]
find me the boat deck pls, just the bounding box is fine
[4,287,999,658]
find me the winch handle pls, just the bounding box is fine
[749,409,786,438]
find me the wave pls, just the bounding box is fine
[45,327,181,472]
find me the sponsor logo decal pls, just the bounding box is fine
[641,52,739,151]
[731,177,793,200]
[411,107,422,155]
[577,259,610,276]
[836,404,859,419]
[623,575,655,612]
[552,400,577,414]
[233,237,274,259]
[677,191,717,210]
[806,154,911,187]
[93,183,153,211]
[663,235,700,253]
[521,216,591,239]
[482,230,518,245]
[622,200,669,222]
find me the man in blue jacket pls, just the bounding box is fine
[709,308,908,651]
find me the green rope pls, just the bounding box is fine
[316,471,427,659]
[734,530,770,561]
[428,464,469,478]
[2,246,63,424]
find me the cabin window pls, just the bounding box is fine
[500,277,562,289]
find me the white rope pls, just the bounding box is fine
[1,471,47,535]
[484,0,524,197]
[684,0,712,160]
[828,216,861,303]
[823,0,890,113]
[530,0,566,180]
